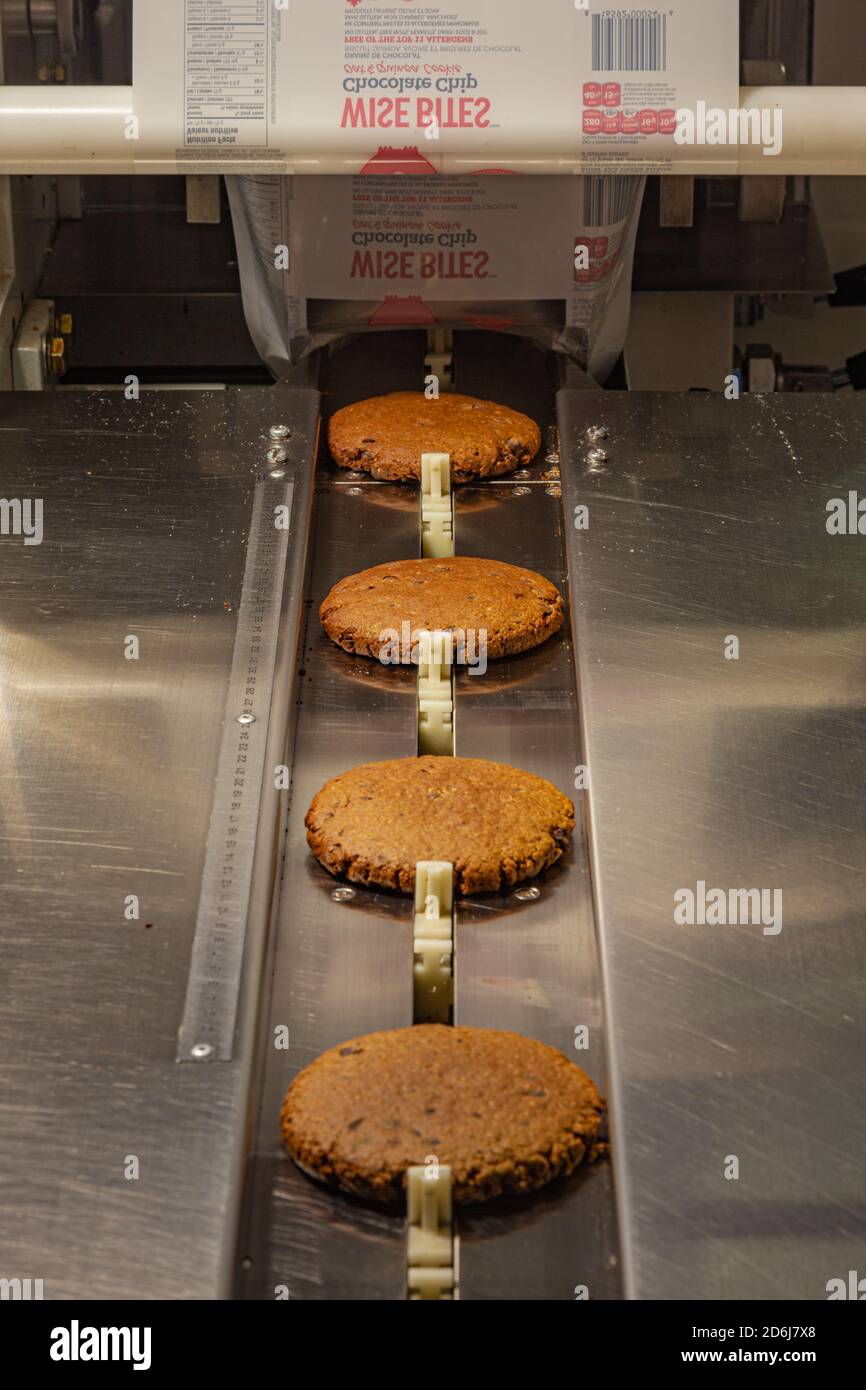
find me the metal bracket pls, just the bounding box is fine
[12,298,56,390]
[186,174,222,224]
[176,478,296,1062]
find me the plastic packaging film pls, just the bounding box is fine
[178,0,734,381]
[226,171,645,383]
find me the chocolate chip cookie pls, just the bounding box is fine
[305,755,575,895]
[319,556,564,661]
[328,391,541,483]
[280,1025,605,1205]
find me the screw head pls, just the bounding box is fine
[332,886,356,902]
[586,425,609,444]
[514,885,542,902]
[266,446,287,465]
[512,486,532,497]
[586,447,608,467]
[269,468,286,480]
[269,424,291,441]
[346,486,363,497]
[190,1042,214,1060]
[546,485,562,498]
[513,468,532,480]
[237,713,256,726]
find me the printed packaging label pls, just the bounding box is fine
[134,0,740,174]
[226,170,647,382]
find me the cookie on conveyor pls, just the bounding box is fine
[327,391,541,482]
[305,755,574,895]
[280,1025,605,1206]
[319,556,564,660]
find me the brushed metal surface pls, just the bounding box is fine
[239,333,621,1300]
[559,391,866,1300]
[177,476,296,1063]
[236,481,419,1301]
[453,483,621,1301]
[0,384,318,1299]
[448,334,620,1298]
[237,336,427,1301]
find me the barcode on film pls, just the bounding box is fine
[591,13,667,71]
[582,175,635,226]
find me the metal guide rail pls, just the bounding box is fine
[177,478,296,1063]
[236,332,621,1301]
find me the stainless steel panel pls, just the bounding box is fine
[237,479,420,1301]
[452,480,620,1301]
[559,391,866,1300]
[0,383,318,1298]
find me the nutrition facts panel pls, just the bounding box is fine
[184,0,269,148]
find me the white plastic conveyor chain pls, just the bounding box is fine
[0,89,864,174]
[413,860,454,1026]
[420,452,454,560]
[425,329,455,393]
[407,1163,457,1300]
[404,403,457,1298]
[418,629,454,758]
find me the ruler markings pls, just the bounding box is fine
[177,477,295,1063]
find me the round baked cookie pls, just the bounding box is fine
[327,391,541,482]
[319,556,564,661]
[280,1025,605,1206]
[305,755,574,895]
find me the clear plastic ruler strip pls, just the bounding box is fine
[177,477,295,1063]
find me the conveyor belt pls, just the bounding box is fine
[5,355,861,1302]
[235,332,621,1300]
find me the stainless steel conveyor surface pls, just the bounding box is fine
[0,384,319,1299]
[2,355,864,1302]
[235,333,621,1300]
[559,391,866,1300]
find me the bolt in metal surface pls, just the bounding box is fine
[586,447,608,467]
[190,1043,214,1060]
[512,486,532,497]
[332,887,356,902]
[237,713,256,726]
[269,424,291,441]
[514,885,542,901]
[266,446,288,465]
[269,468,286,480]
[586,425,609,443]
